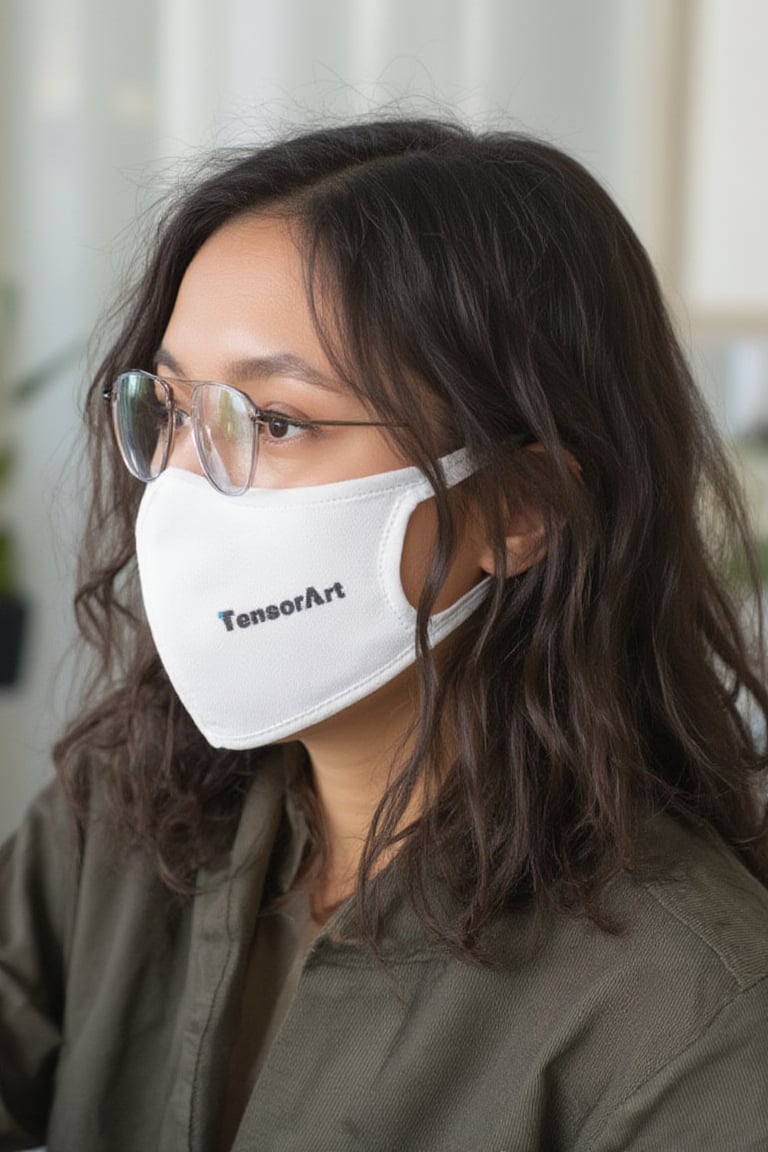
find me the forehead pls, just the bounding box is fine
[182,213,304,294]
[161,214,329,380]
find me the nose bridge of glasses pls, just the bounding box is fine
[163,382,203,476]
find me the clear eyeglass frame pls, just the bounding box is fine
[103,369,399,496]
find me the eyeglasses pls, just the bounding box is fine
[103,370,398,496]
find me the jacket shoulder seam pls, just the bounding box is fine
[640,878,762,988]
[586,972,768,1150]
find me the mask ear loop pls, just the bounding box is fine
[378,448,491,632]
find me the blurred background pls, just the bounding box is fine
[1,0,767,843]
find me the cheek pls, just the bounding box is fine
[400,497,486,612]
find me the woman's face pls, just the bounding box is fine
[157,213,489,611]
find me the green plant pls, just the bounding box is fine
[0,278,81,598]
[0,280,16,600]
[0,445,14,596]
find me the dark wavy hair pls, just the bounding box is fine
[56,118,768,956]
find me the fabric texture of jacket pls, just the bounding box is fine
[1,751,768,1151]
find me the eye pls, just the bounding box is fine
[263,412,307,440]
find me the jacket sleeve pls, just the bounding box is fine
[0,778,81,1150]
[588,974,768,1152]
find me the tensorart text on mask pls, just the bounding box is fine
[217,581,347,633]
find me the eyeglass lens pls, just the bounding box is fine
[113,372,171,482]
[193,384,255,495]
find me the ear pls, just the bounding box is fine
[476,444,581,579]
[477,501,547,578]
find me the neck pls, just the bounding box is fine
[296,667,422,913]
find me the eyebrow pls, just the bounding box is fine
[153,347,342,393]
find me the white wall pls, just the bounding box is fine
[684,0,768,316]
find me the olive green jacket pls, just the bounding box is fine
[1,756,768,1151]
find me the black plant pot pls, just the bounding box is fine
[0,595,28,686]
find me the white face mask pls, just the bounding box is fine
[135,449,490,750]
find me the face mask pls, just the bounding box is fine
[135,450,490,750]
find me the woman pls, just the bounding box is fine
[1,119,767,1151]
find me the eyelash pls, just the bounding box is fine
[258,409,322,443]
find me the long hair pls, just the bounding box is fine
[56,118,768,954]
